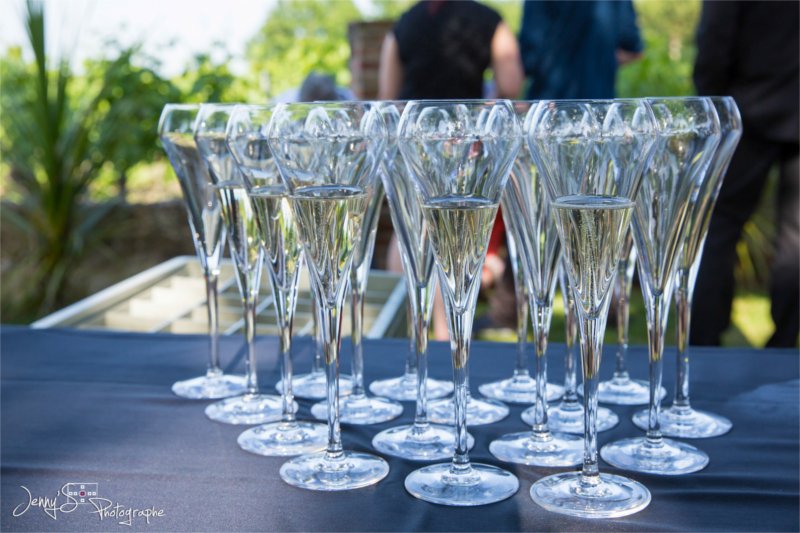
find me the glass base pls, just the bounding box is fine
[636,405,732,438]
[600,437,709,475]
[237,420,327,456]
[371,423,474,461]
[171,372,247,400]
[276,372,353,400]
[427,396,509,426]
[531,472,651,518]
[311,394,403,425]
[581,377,666,406]
[369,373,453,401]
[204,393,288,425]
[489,430,583,467]
[542,402,619,434]
[478,375,564,404]
[405,463,519,506]
[280,450,389,491]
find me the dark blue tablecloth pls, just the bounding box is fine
[1,326,798,532]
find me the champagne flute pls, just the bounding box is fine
[479,154,564,404]
[158,104,245,400]
[527,99,657,518]
[543,261,619,433]
[372,101,469,460]
[589,233,666,405]
[226,104,327,455]
[399,100,521,506]
[636,96,742,438]
[268,102,389,490]
[601,97,720,475]
[309,177,403,424]
[195,104,286,425]
[489,100,582,467]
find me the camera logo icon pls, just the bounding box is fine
[63,483,98,504]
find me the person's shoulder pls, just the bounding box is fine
[463,0,502,20]
[395,1,426,33]
[398,1,428,22]
[455,0,502,30]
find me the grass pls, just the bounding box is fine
[478,290,774,349]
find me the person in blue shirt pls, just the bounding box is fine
[519,0,643,100]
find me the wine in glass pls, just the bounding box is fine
[544,261,619,433]
[636,96,741,438]
[372,101,469,460]
[195,104,287,425]
[158,104,245,400]
[225,104,327,455]
[489,101,582,467]
[601,96,721,475]
[527,99,657,517]
[268,102,390,490]
[309,176,403,424]
[399,100,521,506]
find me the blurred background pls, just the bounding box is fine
[0,0,786,347]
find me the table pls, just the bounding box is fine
[2,326,798,531]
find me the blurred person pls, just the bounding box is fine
[515,0,643,333]
[378,0,523,101]
[274,72,354,103]
[519,0,643,100]
[378,0,524,340]
[691,1,799,348]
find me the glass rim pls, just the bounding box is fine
[231,103,277,111]
[645,96,714,104]
[401,98,514,107]
[273,100,374,110]
[532,98,652,105]
[162,103,199,111]
[198,102,246,112]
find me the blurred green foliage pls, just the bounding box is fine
[0,1,144,319]
[246,0,362,100]
[617,0,700,97]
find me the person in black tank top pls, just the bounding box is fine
[379,0,522,100]
[378,1,523,339]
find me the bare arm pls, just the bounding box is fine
[616,49,643,66]
[490,21,524,99]
[378,32,403,100]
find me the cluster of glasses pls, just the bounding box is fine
[158,95,741,518]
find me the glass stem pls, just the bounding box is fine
[614,236,636,380]
[614,288,631,379]
[513,283,530,379]
[579,316,605,485]
[317,301,343,460]
[243,296,259,396]
[561,287,579,405]
[405,300,419,378]
[205,273,222,376]
[312,300,323,374]
[444,303,473,476]
[531,300,553,433]
[275,286,297,424]
[673,270,692,410]
[350,272,366,398]
[645,293,668,445]
[412,284,432,432]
